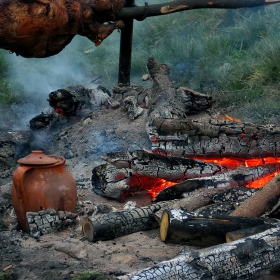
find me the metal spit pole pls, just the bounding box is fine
[118,0,134,85]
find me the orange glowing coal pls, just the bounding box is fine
[129,156,280,198]
[223,114,242,122]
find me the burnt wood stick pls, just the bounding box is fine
[230,173,280,218]
[153,187,256,222]
[115,0,280,20]
[82,200,179,242]
[226,224,274,242]
[117,224,280,280]
[159,209,278,247]
[92,150,223,200]
[146,57,280,158]
[150,117,280,158]
[154,164,278,202]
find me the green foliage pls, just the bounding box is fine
[3,3,280,124]
[73,270,110,280]
[0,271,17,280]
[0,50,22,105]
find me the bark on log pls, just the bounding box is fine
[117,224,280,280]
[82,200,179,242]
[146,57,280,158]
[159,209,278,247]
[230,173,280,218]
[226,224,274,242]
[154,164,279,202]
[92,150,223,200]
[153,187,257,222]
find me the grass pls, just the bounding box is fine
[2,3,280,124]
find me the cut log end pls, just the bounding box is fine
[82,217,94,242]
[159,211,170,242]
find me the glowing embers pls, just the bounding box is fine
[192,156,280,189]
[128,156,280,198]
[128,174,177,198]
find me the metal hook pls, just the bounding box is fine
[137,2,149,21]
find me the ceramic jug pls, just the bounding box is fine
[11,150,77,232]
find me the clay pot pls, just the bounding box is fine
[11,150,77,232]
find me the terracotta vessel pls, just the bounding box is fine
[11,150,77,232]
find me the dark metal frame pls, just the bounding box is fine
[117,0,279,85]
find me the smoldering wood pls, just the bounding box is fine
[230,173,280,218]
[92,150,223,200]
[117,225,280,280]
[30,85,110,130]
[153,164,279,202]
[193,202,235,216]
[48,85,95,116]
[82,200,179,242]
[146,57,280,158]
[159,209,278,247]
[153,187,240,223]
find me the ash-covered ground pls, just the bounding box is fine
[0,84,183,280]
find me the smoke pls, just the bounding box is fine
[3,36,106,129]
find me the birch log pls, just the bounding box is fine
[230,173,280,218]
[117,224,280,280]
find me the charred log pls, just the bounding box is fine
[154,164,280,202]
[82,200,178,242]
[92,150,223,200]
[159,209,278,247]
[146,57,280,158]
[117,225,280,280]
[30,84,110,130]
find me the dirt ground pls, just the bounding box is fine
[1,86,280,280]
[0,100,184,280]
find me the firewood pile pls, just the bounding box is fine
[81,57,280,279]
[3,57,280,278]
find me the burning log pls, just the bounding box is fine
[92,150,223,200]
[146,57,280,158]
[117,224,280,280]
[230,173,280,218]
[154,164,280,202]
[159,209,278,247]
[0,0,125,58]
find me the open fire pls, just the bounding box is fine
[125,155,280,199]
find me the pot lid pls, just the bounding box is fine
[17,150,59,165]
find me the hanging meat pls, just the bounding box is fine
[0,0,125,58]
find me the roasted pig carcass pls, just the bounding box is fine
[0,0,125,58]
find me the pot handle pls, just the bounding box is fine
[13,165,33,202]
